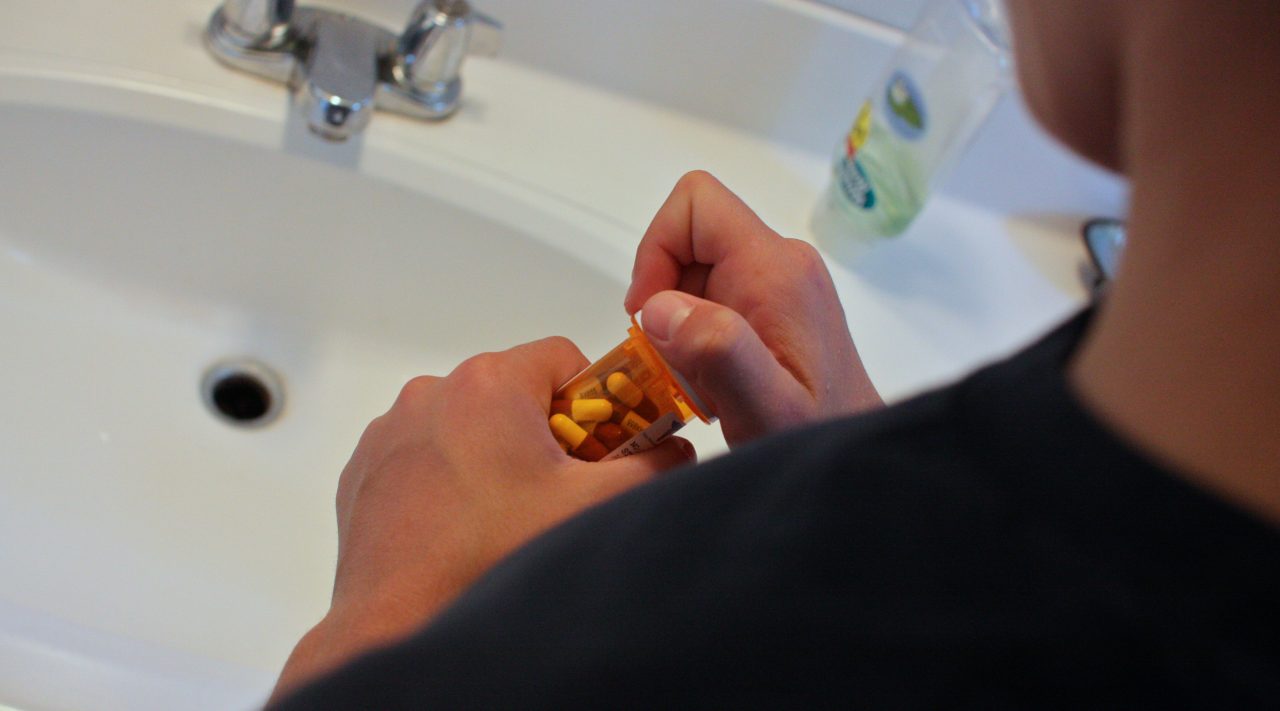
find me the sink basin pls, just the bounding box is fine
[0,73,726,709]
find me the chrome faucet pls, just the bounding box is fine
[204,0,500,140]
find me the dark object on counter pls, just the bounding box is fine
[1083,217,1127,286]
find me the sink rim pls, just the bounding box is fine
[0,54,642,283]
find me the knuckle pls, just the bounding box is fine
[696,308,750,365]
[362,412,388,437]
[676,169,718,195]
[784,238,828,279]
[540,335,587,369]
[335,445,371,511]
[540,335,576,354]
[335,470,354,510]
[451,352,503,388]
[396,375,438,404]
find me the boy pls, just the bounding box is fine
[272,2,1280,706]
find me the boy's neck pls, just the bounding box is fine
[1069,3,1280,524]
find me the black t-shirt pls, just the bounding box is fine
[275,311,1280,709]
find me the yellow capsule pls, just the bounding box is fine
[550,399,613,423]
[571,398,612,423]
[549,414,609,462]
[606,371,645,408]
[549,414,588,449]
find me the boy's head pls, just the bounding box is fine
[1004,0,1125,172]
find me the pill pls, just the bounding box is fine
[606,371,660,420]
[548,414,609,462]
[560,376,607,400]
[594,421,629,451]
[605,371,644,406]
[616,409,652,437]
[550,398,613,423]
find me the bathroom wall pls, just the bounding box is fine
[339,0,906,155]
[339,0,1125,216]
[813,0,927,28]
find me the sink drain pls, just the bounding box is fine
[201,359,284,428]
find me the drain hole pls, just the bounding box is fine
[212,374,271,421]
[201,360,284,428]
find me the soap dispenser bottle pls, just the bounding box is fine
[811,0,1011,260]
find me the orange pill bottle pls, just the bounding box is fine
[549,317,713,461]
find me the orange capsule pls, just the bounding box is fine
[615,409,652,437]
[548,414,609,462]
[594,421,630,451]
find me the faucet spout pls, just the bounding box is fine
[293,13,383,141]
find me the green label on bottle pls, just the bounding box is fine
[885,71,927,141]
[835,155,876,210]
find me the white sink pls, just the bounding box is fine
[0,72,731,709]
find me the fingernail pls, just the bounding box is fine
[641,291,695,342]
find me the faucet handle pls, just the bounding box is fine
[220,0,295,48]
[393,0,502,96]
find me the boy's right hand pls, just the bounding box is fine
[625,171,882,447]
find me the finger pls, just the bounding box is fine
[676,262,711,297]
[586,437,696,496]
[512,336,592,393]
[641,291,810,445]
[468,338,586,409]
[624,171,779,314]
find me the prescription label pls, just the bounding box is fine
[604,412,685,460]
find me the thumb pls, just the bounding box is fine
[640,291,807,444]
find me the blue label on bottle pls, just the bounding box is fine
[885,71,927,141]
[835,155,876,210]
